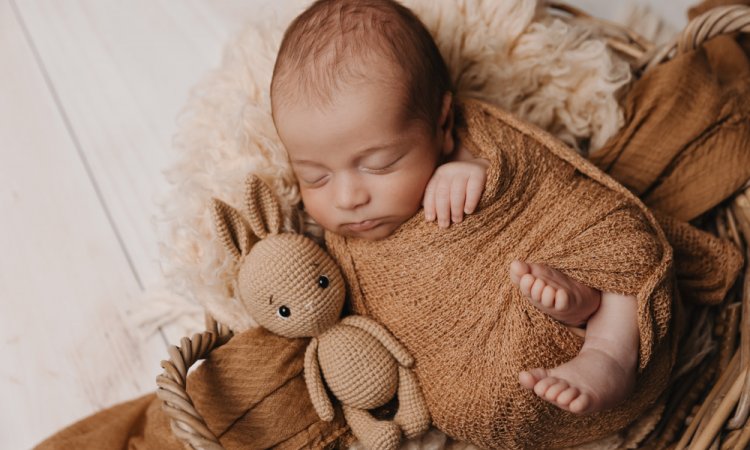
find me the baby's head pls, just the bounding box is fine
[271,0,454,240]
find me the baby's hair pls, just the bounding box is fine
[271,0,453,132]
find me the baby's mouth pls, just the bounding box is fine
[342,219,380,232]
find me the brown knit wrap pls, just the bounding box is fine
[325,99,678,449]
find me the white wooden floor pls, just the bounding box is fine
[0,1,281,448]
[0,1,690,449]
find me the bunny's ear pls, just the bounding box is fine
[212,198,257,262]
[245,175,283,238]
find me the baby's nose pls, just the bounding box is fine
[334,173,369,209]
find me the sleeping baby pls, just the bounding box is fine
[270,0,674,448]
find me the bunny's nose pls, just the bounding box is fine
[304,301,313,312]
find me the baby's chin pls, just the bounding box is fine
[333,220,403,241]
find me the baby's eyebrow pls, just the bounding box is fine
[356,139,405,156]
[291,159,326,167]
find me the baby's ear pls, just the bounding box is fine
[439,91,455,157]
[212,198,257,262]
[245,175,283,238]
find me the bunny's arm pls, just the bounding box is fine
[341,315,414,368]
[304,338,335,421]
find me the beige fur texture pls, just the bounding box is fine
[150,1,644,448]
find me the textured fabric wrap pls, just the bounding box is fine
[325,99,678,449]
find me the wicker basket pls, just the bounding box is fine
[156,4,750,450]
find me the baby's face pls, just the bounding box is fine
[275,80,445,240]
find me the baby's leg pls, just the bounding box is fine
[509,260,600,326]
[519,292,638,414]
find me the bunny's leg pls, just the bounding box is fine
[343,404,401,450]
[393,366,431,439]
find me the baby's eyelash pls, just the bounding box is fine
[363,155,403,173]
[301,175,328,186]
[364,166,392,174]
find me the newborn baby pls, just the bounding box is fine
[271,0,673,448]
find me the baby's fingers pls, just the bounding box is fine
[435,179,452,228]
[423,178,437,222]
[464,174,484,214]
[450,177,467,224]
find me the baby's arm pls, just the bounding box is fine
[423,145,489,228]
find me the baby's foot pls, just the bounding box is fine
[509,260,601,326]
[518,346,636,414]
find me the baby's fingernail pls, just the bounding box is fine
[425,213,434,221]
[452,215,462,223]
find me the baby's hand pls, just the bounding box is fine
[423,159,488,228]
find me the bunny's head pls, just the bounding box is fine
[212,175,345,338]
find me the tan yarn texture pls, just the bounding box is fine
[214,176,431,450]
[317,324,399,410]
[213,176,347,338]
[239,234,346,338]
[310,315,431,449]
[326,98,680,449]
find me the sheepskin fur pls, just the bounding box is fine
[151,1,648,447]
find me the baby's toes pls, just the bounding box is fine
[519,368,547,389]
[554,289,570,311]
[541,285,556,309]
[569,392,593,414]
[555,386,580,408]
[533,376,559,398]
[530,278,546,302]
[519,274,535,297]
[509,260,531,284]
[543,380,570,402]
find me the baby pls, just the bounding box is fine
[270,0,640,418]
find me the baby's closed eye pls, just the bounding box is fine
[296,170,329,186]
[360,151,405,173]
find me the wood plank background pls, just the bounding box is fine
[0,1,690,448]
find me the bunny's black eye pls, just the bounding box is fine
[277,306,291,318]
[318,275,330,288]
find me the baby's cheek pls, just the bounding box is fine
[301,191,335,230]
[394,171,433,210]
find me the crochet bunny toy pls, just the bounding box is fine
[211,175,431,450]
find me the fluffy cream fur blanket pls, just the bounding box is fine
[150,0,646,448]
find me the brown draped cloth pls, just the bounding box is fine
[325,99,742,449]
[34,327,349,450]
[589,0,750,223]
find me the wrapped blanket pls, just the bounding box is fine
[35,327,350,450]
[326,98,682,449]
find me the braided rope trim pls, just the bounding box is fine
[642,5,750,72]
[156,317,233,450]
